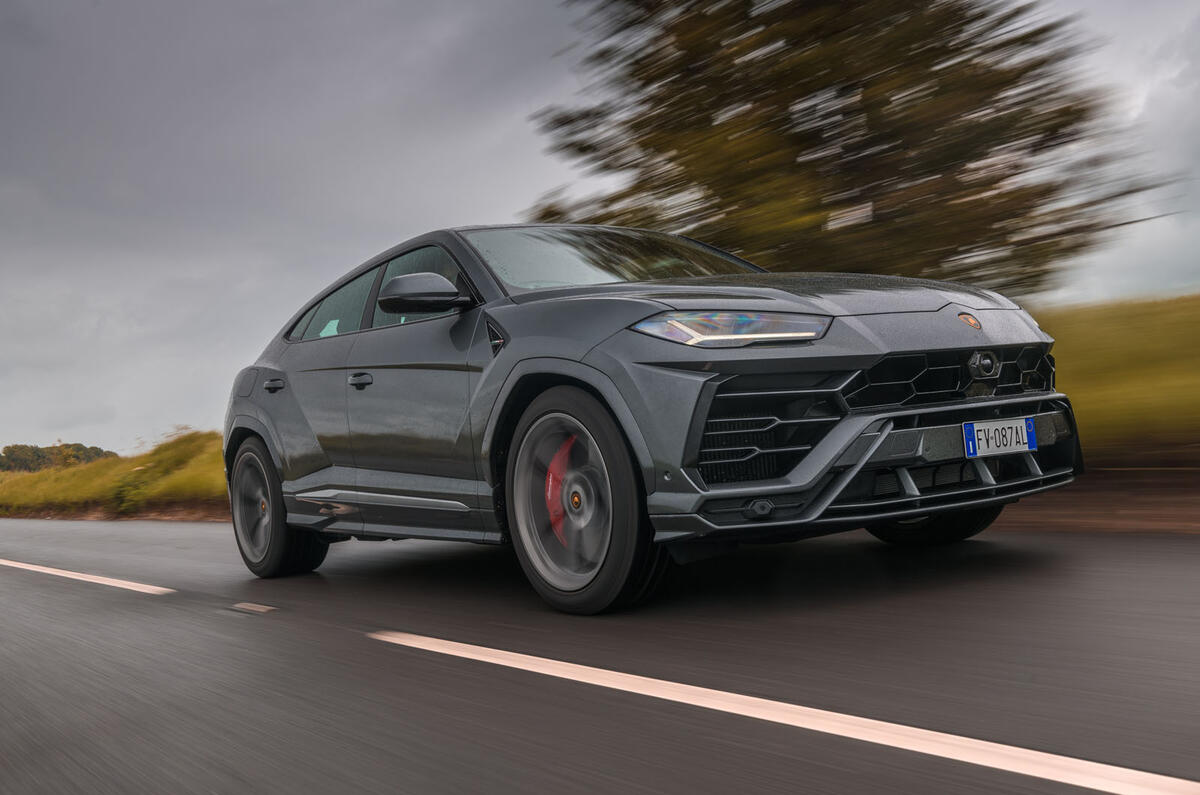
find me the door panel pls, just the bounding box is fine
[267,265,381,533]
[279,336,356,467]
[274,334,361,533]
[347,309,483,537]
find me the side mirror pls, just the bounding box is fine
[377,273,473,314]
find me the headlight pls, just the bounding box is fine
[631,311,832,348]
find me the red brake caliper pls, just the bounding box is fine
[544,435,577,547]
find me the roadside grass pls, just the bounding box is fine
[0,294,1195,519]
[0,431,226,517]
[1036,293,1200,458]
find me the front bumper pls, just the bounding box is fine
[648,393,1081,544]
[583,304,1083,545]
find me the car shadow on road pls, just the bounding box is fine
[656,531,1059,615]
[261,529,1061,620]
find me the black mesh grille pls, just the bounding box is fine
[697,372,847,484]
[843,345,1054,409]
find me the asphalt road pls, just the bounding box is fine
[1,507,1198,793]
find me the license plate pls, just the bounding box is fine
[963,417,1037,458]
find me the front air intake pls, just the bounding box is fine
[696,372,849,485]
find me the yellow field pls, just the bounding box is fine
[1036,293,1200,457]
[0,294,1195,517]
[0,431,226,516]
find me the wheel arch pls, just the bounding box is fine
[482,359,657,498]
[224,415,285,483]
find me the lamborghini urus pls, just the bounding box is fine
[224,225,1082,613]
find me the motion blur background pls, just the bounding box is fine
[0,0,1196,510]
[3,8,1197,792]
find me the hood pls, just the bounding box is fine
[509,272,1018,316]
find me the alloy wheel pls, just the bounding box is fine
[512,412,613,591]
[233,454,272,563]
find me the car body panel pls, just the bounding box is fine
[278,336,357,469]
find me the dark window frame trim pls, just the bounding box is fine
[281,243,482,346]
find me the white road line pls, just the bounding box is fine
[232,602,276,613]
[370,630,1200,795]
[0,557,175,595]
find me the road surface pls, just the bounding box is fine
[1,509,1198,793]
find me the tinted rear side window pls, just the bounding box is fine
[302,268,377,340]
[287,303,319,340]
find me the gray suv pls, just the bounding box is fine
[224,225,1082,613]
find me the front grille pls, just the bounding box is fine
[697,372,849,484]
[692,345,1057,486]
[843,345,1054,409]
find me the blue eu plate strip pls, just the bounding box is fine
[963,422,977,457]
[1026,417,1038,450]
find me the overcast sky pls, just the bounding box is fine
[1,0,1197,453]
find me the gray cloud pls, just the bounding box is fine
[1044,0,1200,303]
[1,0,1197,451]
[0,0,588,452]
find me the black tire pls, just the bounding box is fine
[866,505,1004,547]
[230,437,328,577]
[505,386,669,614]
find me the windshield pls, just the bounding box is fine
[460,226,757,292]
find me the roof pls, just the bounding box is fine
[446,222,647,234]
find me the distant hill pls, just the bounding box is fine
[0,443,118,472]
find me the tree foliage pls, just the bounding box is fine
[531,0,1150,294]
[0,443,117,472]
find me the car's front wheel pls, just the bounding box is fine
[506,386,668,614]
[230,437,328,577]
[865,505,1004,547]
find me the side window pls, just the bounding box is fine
[371,246,464,328]
[287,303,319,340]
[302,268,378,340]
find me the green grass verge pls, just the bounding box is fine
[0,431,226,516]
[0,294,1194,518]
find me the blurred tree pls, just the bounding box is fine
[530,0,1152,294]
[0,445,47,472]
[0,443,116,472]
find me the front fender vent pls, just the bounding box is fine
[486,321,506,356]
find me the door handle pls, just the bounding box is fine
[263,378,285,393]
[348,372,374,389]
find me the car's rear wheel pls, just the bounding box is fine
[506,386,668,614]
[231,437,328,577]
[865,505,1004,547]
